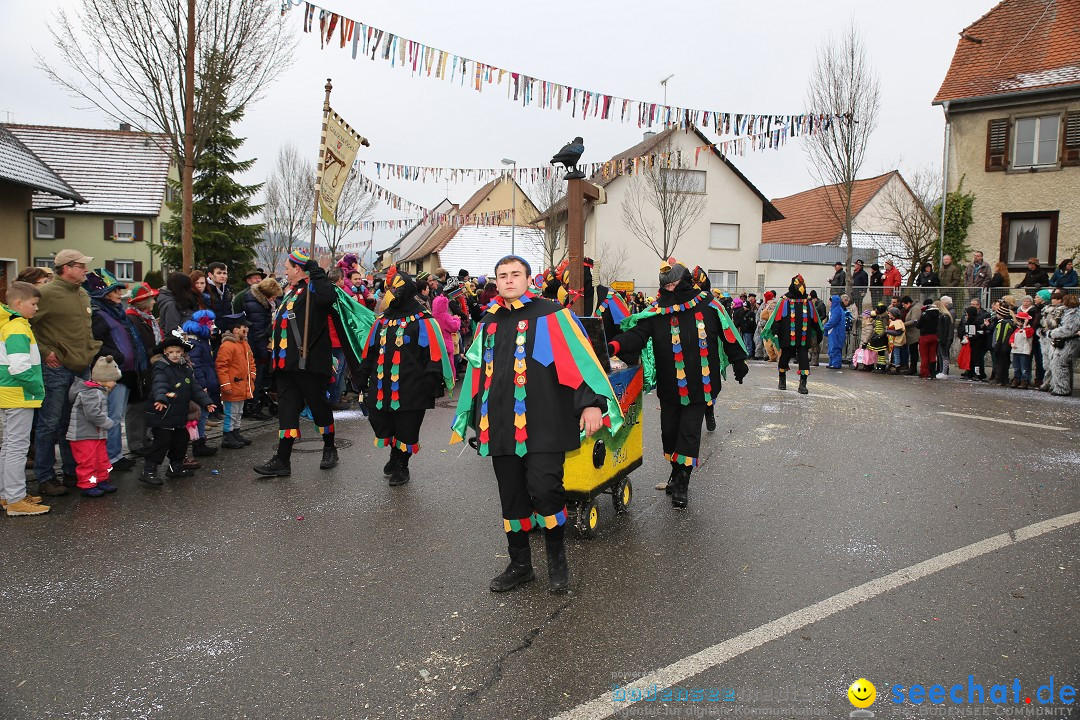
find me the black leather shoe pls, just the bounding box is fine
[490,562,535,592]
[388,466,410,486]
[236,431,253,446]
[671,467,691,509]
[320,445,339,470]
[778,373,787,390]
[545,526,570,595]
[798,375,809,394]
[253,456,291,477]
[383,449,399,476]
[705,410,716,432]
[139,467,163,486]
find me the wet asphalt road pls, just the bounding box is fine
[2,362,1077,720]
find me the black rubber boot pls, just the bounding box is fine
[389,452,410,486]
[778,371,787,390]
[383,448,400,476]
[704,406,716,432]
[235,429,253,446]
[253,456,291,477]
[490,531,535,592]
[544,525,570,595]
[139,464,162,486]
[320,443,339,470]
[220,431,245,449]
[664,461,678,495]
[671,467,691,509]
[192,438,218,457]
[798,374,809,394]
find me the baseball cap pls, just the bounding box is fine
[53,249,93,266]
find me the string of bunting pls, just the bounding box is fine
[282,0,839,134]
[354,173,515,230]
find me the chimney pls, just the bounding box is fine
[643,130,656,141]
[119,122,131,131]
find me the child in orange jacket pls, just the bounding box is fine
[215,313,256,449]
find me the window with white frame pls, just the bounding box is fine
[113,260,135,282]
[114,219,136,242]
[1013,115,1060,168]
[34,256,53,268]
[709,223,740,250]
[708,270,737,291]
[660,168,706,193]
[35,217,55,239]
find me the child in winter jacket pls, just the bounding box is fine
[885,307,907,371]
[990,302,1016,386]
[1010,309,1035,388]
[215,313,256,449]
[0,281,49,516]
[142,336,215,484]
[182,309,219,456]
[67,356,122,497]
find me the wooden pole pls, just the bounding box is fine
[299,78,333,370]
[181,0,195,273]
[565,178,600,314]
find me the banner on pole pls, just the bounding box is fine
[319,108,368,224]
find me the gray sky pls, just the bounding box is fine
[2,0,993,252]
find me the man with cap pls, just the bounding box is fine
[29,249,102,496]
[232,268,267,313]
[608,259,748,508]
[828,262,847,294]
[254,249,339,477]
[851,259,869,311]
[761,274,824,395]
[414,271,433,313]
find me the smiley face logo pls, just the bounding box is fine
[848,678,876,709]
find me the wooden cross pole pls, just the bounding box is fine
[566,177,600,314]
[300,78,333,370]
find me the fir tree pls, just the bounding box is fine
[160,103,264,284]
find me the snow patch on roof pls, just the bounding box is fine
[997,64,1080,92]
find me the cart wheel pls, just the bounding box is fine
[581,499,600,538]
[612,477,632,514]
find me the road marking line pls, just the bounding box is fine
[552,510,1080,720]
[937,411,1068,432]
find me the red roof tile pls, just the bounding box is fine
[761,172,896,245]
[934,0,1080,104]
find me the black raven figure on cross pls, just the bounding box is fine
[551,136,585,179]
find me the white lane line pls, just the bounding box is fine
[552,510,1080,720]
[936,411,1068,432]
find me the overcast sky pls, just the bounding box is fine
[2,0,993,252]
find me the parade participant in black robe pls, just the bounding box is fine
[761,274,824,395]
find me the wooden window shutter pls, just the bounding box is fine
[104,219,114,241]
[985,118,1009,171]
[54,217,65,239]
[105,260,115,275]
[134,261,143,281]
[1063,112,1080,167]
[134,220,145,241]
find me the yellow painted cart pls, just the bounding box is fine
[562,320,644,537]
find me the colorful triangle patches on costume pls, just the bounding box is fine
[665,452,698,467]
[503,506,568,533]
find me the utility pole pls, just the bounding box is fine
[181,0,195,272]
[660,74,674,106]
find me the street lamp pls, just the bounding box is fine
[501,158,517,255]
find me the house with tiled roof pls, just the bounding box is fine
[3,123,177,285]
[393,178,539,276]
[0,125,85,299]
[536,125,786,294]
[760,170,934,280]
[375,198,456,272]
[932,0,1080,273]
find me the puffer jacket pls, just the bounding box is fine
[215,332,255,402]
[243,282,276,361]
[0,303,45,408]
[431,295,461,354]
[156,289,196,338]
[145,357,213,429]
[66,379,114,441]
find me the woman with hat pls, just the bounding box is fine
[124,282,162,454]
[86,269,149,471]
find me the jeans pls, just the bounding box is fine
[891,347,904,366]
[106,381,130,462]
[330,348,347,404]
[1012,353,1032,382]
[741,332,754,355]
[34,365,84,482]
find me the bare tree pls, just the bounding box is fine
[620,140,706,261]
[523,174,567,269]
[39,0,296,270]
[804,21,881,295]
[879,168,940,279]
[319,169,379,261]
[262,144,313,273]
[593,238,631,286]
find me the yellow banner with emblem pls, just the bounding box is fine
[318,108,368,224]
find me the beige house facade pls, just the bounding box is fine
[933,0,1080,274]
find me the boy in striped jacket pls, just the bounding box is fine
[0,282,49,516]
